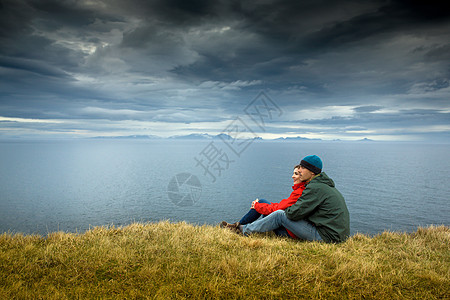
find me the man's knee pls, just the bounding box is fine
[271,210,286,217]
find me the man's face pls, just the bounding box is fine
[299,165,316,183]
[292,167,301,184]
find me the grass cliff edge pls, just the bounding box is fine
[1,222,449,299]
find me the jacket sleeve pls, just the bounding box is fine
[254,184,305,215]
[285,184,321,221]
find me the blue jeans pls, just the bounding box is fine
[242,210,323,241]
[239,199,289,237]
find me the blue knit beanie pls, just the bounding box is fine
[300,155,322,174]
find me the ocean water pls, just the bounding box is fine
[0,139,449,236]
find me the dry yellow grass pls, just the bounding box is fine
[1,222,449,299]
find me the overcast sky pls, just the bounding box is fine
[1,0,449,141]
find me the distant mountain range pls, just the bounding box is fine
[274,136,322,141]
[92,133,233,140]
[169,133,228,140]
[358,137,375,142]
[92,134,162,139]
[92,134,374,141]
[92,133,277,140]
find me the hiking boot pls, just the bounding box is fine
[220,221,241,233]
[235,224,243,235]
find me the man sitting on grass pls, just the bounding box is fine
[230,155,350,243]
[221,164,307,238]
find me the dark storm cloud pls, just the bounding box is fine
[0,0,449,140]
[305,0,450,48]
[157,0,450,115]
[0,56,69,78]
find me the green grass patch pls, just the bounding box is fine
[1,222,449,299]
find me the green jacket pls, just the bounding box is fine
[285,172,350,243]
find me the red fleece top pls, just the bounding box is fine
[254,182,306,238]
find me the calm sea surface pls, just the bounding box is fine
[0,139,449,236]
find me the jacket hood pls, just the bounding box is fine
[310,172,335,188]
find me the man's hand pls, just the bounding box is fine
[251,198,259,209]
